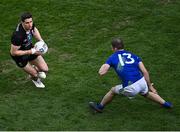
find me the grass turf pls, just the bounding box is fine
[0,0,180,130]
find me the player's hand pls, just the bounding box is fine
[31,48,36,54]
[149,84,158,94]
[31,48,42,55]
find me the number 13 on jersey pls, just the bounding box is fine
[118,53,135,66]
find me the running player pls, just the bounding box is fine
[89,38,172,113]
[10,12,48,88]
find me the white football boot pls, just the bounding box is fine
[32,78,45,88]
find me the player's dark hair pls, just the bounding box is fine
[111,38,124,49]
[21,12,32,22]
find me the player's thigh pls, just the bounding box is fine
[113,84,136,96]
[123,85,139,97]
[30,55,48,72]
[22,63,38,77]
[138,78,148,95]
[11,55,28,68]
[113,84,140,97]
[124,77,148,96]
[131,77,148,95]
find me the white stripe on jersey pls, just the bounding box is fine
[16,23,20,31]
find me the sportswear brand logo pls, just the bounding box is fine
[23,39,27,43]
[18,62,23,67]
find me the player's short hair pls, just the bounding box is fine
[111,38,124,49]
[21,12,32,22]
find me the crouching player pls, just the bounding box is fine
[89,38,172,113]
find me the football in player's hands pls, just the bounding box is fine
[34,41,48,54]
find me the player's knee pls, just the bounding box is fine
[30,70,38,78]
[142,91,149,97]
[43,67,48,73]
[110,87,117,94]
[40,66,48,73]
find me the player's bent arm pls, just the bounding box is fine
[139,62,152,87]
[98,64,110,76]
[33,27,43,41]
[139,62,157,93]
[10,44,33,56]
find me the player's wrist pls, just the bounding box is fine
[147,82,152,87]
[31,48,36,54]
[24,50,30,55]
[39,39,44,42]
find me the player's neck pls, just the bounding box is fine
[116,49,124,52]
[119,49,124,51]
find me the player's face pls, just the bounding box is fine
[22,18,33,31]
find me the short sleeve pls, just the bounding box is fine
[11,32,22,46]
[105,56,113,66]
[136,56,142,63]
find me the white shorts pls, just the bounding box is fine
[114,77,148,97]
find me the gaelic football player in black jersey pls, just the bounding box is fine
[10,12,48,88]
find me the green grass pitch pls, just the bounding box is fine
[0,0,180,130]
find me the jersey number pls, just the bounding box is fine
[118,53,135,66]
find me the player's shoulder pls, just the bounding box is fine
[12,24,25,37]
[13,23,25,34]
[122,50,133,54]
[11,30,22,40]
[123,50,141,60]
[124,50,138,56]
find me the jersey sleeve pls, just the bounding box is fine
[105,56,113,66]
[136,56,142,63]
[11,32,22,46]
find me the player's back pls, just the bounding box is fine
[106,50,143,87]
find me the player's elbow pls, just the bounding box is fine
[98,70,107,76]
[98,64,109,76]
[10,50,17,56]
[142,70,149,77]
[10,47,19,56]
[99,71,104,76]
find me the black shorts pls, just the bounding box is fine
[10,54,38,68]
